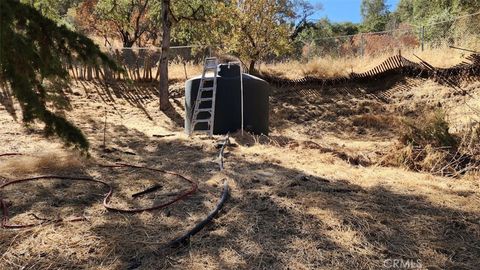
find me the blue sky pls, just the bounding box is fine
[309,0,400,23]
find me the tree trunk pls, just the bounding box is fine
[249,60,256,74]
[159,0,171,111]
[123,38,135,48]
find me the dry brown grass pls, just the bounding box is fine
[1,63,480,269]
[169,61,203,81]
[0,152,85,178]
[351,114,399,130]
[378,107,480,177]
[261,42,480,79]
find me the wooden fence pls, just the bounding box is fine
[69,47,208,82]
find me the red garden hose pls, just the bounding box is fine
[0,155,198,228]
[99,163,198,213]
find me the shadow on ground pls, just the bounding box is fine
[9,121,471,269]
[1,79,479,269]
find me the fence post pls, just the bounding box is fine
[421,26,425,51]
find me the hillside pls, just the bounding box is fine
[1,67,479,269]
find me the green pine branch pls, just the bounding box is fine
[0,0,120,151]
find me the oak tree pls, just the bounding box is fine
[226,0,296,73]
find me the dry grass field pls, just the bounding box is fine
[260,43,480,80]
[1,53,480,270]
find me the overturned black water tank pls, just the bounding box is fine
[185,64,270,135]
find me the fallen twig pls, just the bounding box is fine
[152,134,175,138]
[449,45,479,54]
[0,153,23,158]
[132,184,163,198]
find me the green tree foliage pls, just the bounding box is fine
[393,0,480,44]
[169,0,229,46]
[295,18,327,41]
[395,0,480,24]
[361,0,390,32]
[224,0,303,72]
[395,0,414,23]
[294,19,360,51]
[289,16,361,59]
[77,0,159,47]
[21,0,81,27]
[0,0,118,150]
[423,9,456,45]
[331,22,360,36]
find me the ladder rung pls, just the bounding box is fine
[200,87,214,91]
[192,119,211,128]
[204,59,218,68]
[189,57,218,136]
[195,108,212,113]
[193,119,211,124]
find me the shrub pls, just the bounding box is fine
[399,110,458,149]
[381,110,479,177]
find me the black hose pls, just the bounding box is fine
[218,134,230,171]
[166,179,229,248]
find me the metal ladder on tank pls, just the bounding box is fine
[189,57,218,136]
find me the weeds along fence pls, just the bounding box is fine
[297,12,480,60]
[300,27,419,59]
[68,46,210,82]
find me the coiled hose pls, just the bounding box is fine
[0,155,198,228]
